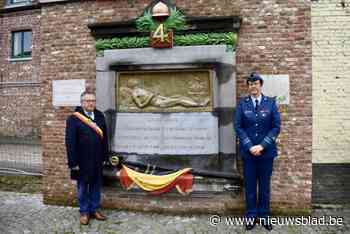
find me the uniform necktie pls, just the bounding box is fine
[255,99,259,111]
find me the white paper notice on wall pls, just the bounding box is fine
[52,79,85,106]
[261,74,289,105]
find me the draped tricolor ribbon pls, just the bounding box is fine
[119,165,193,195]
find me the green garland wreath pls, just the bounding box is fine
[96,32,237,55]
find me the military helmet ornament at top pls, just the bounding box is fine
[152,1,170,20]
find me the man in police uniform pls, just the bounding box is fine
[234,72,281,231]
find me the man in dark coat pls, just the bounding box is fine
[65,91,109,225]
[234,72,281,231]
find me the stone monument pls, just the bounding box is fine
[96,45,238,192]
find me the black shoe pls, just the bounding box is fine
[245,217,257,231]
[262,223,273,231]
[260,217,273,231]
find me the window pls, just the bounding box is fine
[11,31,32,59]
[7,0,32,5]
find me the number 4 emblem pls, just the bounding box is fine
[152,24,167,42]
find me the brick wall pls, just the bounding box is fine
[312,164,350,204]
[40,0,312,213]
[312,0,350,164]
[0,9,41,139]
[311,0,350,204]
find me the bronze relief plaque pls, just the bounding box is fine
[117,70,213,112]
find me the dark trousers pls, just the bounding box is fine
[77,178,102,215]
[243,157,274,218]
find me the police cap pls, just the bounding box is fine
[246,72,263,85]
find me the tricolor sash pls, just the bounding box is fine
[73,112,103,140]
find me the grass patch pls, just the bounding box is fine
[0,175,42,193]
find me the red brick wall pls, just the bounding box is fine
[0,9,42,139]
[40,0,312,213]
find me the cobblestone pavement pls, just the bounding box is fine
[0,192,349,234]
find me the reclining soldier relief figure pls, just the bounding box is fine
[126,78,209,109]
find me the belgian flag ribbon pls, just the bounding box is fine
[119,165,193,195]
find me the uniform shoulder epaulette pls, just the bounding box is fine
[270,96,278,102]
[243,96,250,102]
[262,95,275,102]
[262,96,270,102]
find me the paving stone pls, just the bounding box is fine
[0,192,349,233]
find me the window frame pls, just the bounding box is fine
[7,0,32,6]
[11,30,33,59]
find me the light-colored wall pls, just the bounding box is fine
[312,1,350,163]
